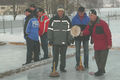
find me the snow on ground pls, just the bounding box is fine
[15,15,25,20]
[0,15,25,21]
[0,33,25,43]
[0,28,25,43]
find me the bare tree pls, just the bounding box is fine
[12,0,16,20]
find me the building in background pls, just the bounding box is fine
[0,0,27,15]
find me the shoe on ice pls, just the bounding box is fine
[41,57,50,60]
[94,71,104,76]
[22,62,30,66]
[60,69,67,72]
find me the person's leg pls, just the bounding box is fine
[94,50,102,76]
[75,40,81,66]
[94,50,109,76]
[26,38,34,64]
[34,41,40,62]
[83,40,89,68]
[99,49,109,73]
[40,33,49,59]
[95,50,101,69]
[60,45,67,71]
[52,45,60,71]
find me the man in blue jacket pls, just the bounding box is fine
[72,6,90,70]
[24,9,40,65]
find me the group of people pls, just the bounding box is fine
[23,4,112,77]
[24,4,50,64]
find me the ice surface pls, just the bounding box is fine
[1,50,120,80]
[0,44,75,73]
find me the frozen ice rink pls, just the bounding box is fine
[1,49,120,80]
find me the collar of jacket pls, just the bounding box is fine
[88,17,100,26]
[39,13,46,18]
[96,16,100,23]
[25,15,33,20]
[55,14,65,19]
[76,13,87,19]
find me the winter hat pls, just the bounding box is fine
[30,4,36,8]
[78,6,85,12]
[57,8,64,12]
[25,8,32,13]
[89,9,97,15]
[36,8,45,13]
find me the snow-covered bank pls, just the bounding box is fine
[0,33,25,43]
[0,31,120,48]
[112,33,120,47]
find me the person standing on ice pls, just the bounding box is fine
[37,8,50,60]
[48,7,72,72]
[80,9,112,76]
[72,6,90,70]
[23,8,40,65]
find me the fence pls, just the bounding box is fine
[0,14,120,34]
[0,20,24,34]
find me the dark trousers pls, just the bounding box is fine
[52,45,67,70]
[95,49,109,73]
[75,40,89,68]
[40,32,48,58]
[26,37,40,63]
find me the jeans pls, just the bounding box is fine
[40,32,48,58]
[26,37,40,63]
[75,40,89,68]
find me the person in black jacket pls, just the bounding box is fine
[24,9,33,39]
[48,8,72,72]
[29,4,37,17]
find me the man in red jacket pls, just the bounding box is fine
[81,9,112,76]
[37,8,49,60]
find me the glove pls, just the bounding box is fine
[74,35,80,40]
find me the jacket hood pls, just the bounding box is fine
[76,13,87,18]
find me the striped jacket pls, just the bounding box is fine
[38,13,49,36]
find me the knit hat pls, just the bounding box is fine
[57,8,64,12]
[30,4,36,8]
[89,9,97,15]
[78,6,85,12]
[25,8,32,13]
